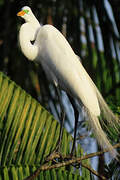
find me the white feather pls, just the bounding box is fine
[17,6,119,157]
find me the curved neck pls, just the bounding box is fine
[19,22,40,61]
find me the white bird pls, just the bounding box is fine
[17,6,119,157]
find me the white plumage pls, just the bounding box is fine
[17,6,119,157]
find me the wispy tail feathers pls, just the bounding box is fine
[87,110,118,158]
[86,81,119,157]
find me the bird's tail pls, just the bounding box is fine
[95,85,120,130]
[86,82,119,157]
[87,110,118,158]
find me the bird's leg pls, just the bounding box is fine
[68,95,79,156]
[45,84,65,162]
[55,85,65,151]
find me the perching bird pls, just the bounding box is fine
[17,6,119,157]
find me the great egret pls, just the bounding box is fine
[17,6,119,157]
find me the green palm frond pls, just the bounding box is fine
[0,71,91,179]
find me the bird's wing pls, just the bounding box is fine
[35,25,100,116]
[35,25,119,157]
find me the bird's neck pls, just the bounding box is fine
[19,22,40,61]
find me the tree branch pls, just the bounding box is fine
[81,163,107,180]
[24,142,120,180]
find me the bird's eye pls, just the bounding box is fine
[23,10,29,14]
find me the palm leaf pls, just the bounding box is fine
[0,71,91,179]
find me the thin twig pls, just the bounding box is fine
[24,142,120,180]
[81,163,107,180]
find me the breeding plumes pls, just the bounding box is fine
[17,6,119,157]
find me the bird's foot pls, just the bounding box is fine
[45,145,63,162]
[45,151,61,162]
[45,143,76,163]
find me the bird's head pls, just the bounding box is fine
[17,6,37,23]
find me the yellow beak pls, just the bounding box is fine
[17,10,26,16]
